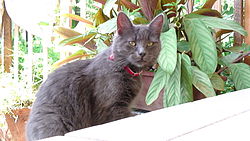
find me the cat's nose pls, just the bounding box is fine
[139,52,146,58]
[137,47,146,58]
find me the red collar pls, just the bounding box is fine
[108,54,142,77]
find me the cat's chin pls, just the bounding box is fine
[132,61,148,69]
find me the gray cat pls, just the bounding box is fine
[26,12,163,140]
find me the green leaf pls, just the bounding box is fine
[185,14,247,36]
[163,54,181,107]
[59,32,97,46]
[158,28,177,74]
[177,40,190,52]
[97,18,117,34]
[184,18,217,74]
[225,46,244,53]
[219,53,241,66]
[180,54,193,103]
[146,67,167,105]
[95,38,109,53]
[225,44,250,53]
[192,66,216,97]
[103,0,117,16]
[162,15,170,32]
[229,63,250,90]
[210,73,225,91]
[201,17,247,36]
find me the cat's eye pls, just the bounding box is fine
[129,41,136,47]
[147,42,154,47]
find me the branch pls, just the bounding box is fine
[216,33,231,43]
[216,51,250,74]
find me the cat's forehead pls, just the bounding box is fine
[128,25,158,41]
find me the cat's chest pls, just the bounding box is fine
[124,75,142,92]
[94,72,141,95]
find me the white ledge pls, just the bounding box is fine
[41,88,250,141]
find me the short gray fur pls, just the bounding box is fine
[26,12,163,141]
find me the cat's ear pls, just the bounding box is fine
[117,12,133,35]
[149,14,164,34]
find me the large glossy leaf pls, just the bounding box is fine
[185,14,247,36]
[229,63,250,90]
[62,13,94,27]
[210,73,225,91]
[162,15,170,32]
[180,54,193,103]
[146,67,167,105]
[103,0,117,16]
[163,54,181,107]
[192,66,216,97]
[177,40,190,52]
[53,26,81,39]
[225,44,250,53]
[202,18,247,36]
[158,28,177,74]
[219,53,241,66]
[184,18,217,74]
[59,32,96,47]
[97,18,117,34]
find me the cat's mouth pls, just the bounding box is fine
[134,59,148,68]
[137,59,146,63]
[129,55,151,68]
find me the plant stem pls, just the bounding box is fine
[216,33,232,43]
[216,51,250,74]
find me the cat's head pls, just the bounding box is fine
[112,12,164,70]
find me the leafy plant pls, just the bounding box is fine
[145,0,249,107]
[55,0,250,108]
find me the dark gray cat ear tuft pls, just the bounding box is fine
[117,12,133,35]
[149,14,164,34]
